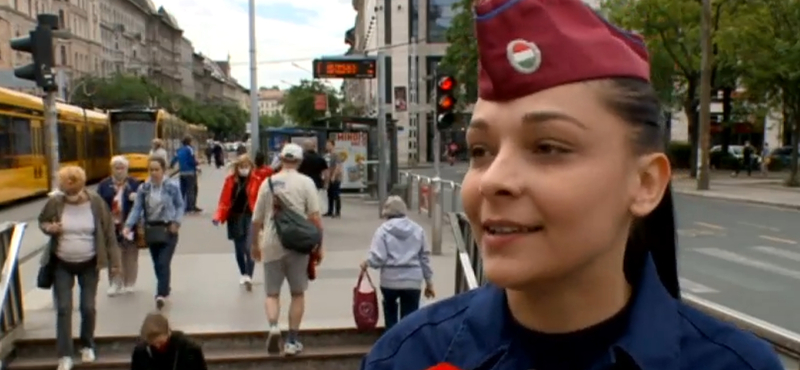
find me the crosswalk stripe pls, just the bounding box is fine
[693,247,800,280]
[679,278,718,293]
[753,246,800,262]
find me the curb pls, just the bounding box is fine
[673,190,800,211]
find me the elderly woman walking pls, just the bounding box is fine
[359,196,435,330]
[38,166,122,370]
[97,156,142,296]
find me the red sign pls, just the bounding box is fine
[314,94,327,111]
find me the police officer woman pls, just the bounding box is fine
[361,1,782,369]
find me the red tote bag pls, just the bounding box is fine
[353,270,379,330]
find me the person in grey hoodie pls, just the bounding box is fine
[360,196,435,330]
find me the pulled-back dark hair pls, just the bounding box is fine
[599,78,679,299]
[254,152,266,167]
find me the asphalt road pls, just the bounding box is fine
[405,163,800,333]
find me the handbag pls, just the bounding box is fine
[268,177,321,254]
[36,258,55,289]
[352,270,379,330]
[141,184,171,245]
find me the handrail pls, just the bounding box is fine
[0,222,27,361]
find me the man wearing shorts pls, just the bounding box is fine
[251,143,323,355]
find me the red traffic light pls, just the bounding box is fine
[438,95,454,110]
[438,76,455,91]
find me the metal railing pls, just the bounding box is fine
[398,172,463,255]
[0,222,27,362]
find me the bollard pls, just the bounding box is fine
[431,177,442,255]
[404,174,413,206]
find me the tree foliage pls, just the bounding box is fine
[259,112,287,127]
[281,80,340,127]
[439,0,478,107]
[717,0,800,185]
[70,75,248,140]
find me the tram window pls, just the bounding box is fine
[0,116,13,169]
[93,127,110,157]
[57,123,79,162]
[12,118,33,155]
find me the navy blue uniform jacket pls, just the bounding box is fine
[361,255,782,370]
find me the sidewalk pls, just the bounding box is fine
[671,172,800,209]
[19,167,456,339]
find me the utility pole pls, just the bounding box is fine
[698,0,712,190]
[409,36,418,165]
[11,14,60,192]
[248,0,260,155]
[376,51,389,212]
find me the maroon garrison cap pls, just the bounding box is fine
[474,0,651,102]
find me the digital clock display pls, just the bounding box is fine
[312,59,376,79]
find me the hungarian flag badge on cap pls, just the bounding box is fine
[474,0,651,102]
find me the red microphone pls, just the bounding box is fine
[426,363,461,370]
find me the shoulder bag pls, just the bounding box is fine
[142,184,171,245]
[268,177,321,254]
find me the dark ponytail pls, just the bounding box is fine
[599,77,680,298]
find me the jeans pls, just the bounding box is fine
[380,287,421,330]
[54,258,99,357]
[233,236,255,277]
[148,234,178,297]
[326,181,341,215]
[179,173,198,211]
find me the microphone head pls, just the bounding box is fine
[427,363,461,370]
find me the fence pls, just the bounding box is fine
[399,171,800,368]
[0,222,27,364]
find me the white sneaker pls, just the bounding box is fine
[57,357,73,370]
[123,286,135,294]
[106,284,121,296]
[239,275,247,285]
[80,348,96,363]
[243,276,252,291]
[284,341,304,356]
[266,326,282,354]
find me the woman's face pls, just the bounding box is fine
[112,163,127,178]
[461,82,661,289]
[59,177,85,200]
[149,161,164,181]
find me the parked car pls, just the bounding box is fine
[767,146,799,171]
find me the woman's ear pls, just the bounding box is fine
[630,153,671,217]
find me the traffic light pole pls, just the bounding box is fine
[44,91,60,192]
[376,51,389,213]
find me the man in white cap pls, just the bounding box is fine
[251,142,323,356]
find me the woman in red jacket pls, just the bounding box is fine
[213,155,264,291]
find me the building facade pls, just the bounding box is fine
[258,87,284,117]
[179,36,194,97]
[98,0,151,77]
[146,6,182,94]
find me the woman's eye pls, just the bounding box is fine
[468,146,488,158]
[534,143,570,155]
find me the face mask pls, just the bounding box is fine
[238,168,250,176]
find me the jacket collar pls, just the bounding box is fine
[444,254,680,370]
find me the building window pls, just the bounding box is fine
[384,1,391,45]
[409,0,419,41]
[427,0,457,43]
[384,56,392,104]
[425,56,443,103]
[58,10,65,28]
[60,45,66,65]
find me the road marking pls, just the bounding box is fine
[695,222,725,230]
[758,235,797,245]
[737,221,780,233]
[678,278,718,293]
[753,246,800,262]
[693,247,800,280]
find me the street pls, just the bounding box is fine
[407,163,800,333]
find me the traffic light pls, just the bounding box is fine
[435,74,457,131]
[10,14,58,92]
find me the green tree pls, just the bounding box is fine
[717,0,800,186]
[439,0,478,107]
[281,80,340,126]
[71,75,154,108]
[604,0,741,176]
[259,112,286,127]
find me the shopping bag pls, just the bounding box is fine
[353,270,379,330]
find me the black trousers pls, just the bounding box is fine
[326,181,341,215]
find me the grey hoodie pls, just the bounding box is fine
[367,216,433,290]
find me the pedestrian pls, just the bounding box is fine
[360,196,434,330]
[251,143,323,355]
[361,2,781,369]
[149,139,168,164]
[38,166,122,370]
[123,156,185,310]
[213,155,263,290]
[254,151,274,181]
[297,140,328,206]
[131,312,208,370]
[213,141,225,168]
[96,156,142,296]
[171,136,202,213]
[733,141,755,177]
[323,140,342,218]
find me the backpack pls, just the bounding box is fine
[268,177,321,254]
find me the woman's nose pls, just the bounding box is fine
[479,153,525,198]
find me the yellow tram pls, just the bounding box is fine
[108,108,203,180]
[0,87,111,205]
